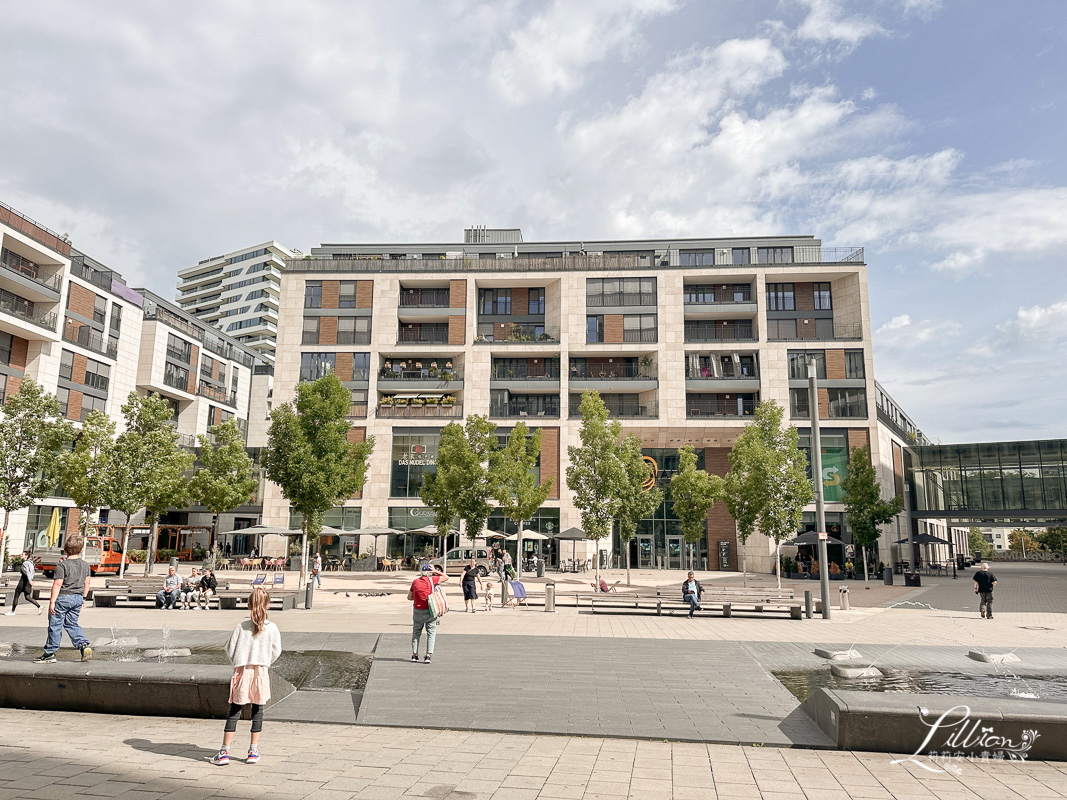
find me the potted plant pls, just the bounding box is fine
[395,397,409,406]
[441,395,457,406]
[411,397,426,406]
[425,396,439,406]
[380,395,395,406]
[829,562,843,580]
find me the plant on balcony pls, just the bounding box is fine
[379,395,394,406]
[425,397,440,406]
[537,333,553,342]
[475,334,488,342]
[410,398,426,406]
[439,371,455,382]
[639,355,653,378]
[441,395,457,405]
[394,397,409,406]
[383,369,399,379]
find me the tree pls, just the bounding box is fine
[59,410,116,537]
[0,379,74,566]
[490,421,551,578]
[840,445,904,586]
[421,416,497,565]
[109,392,194,576]
[1009,528,1041,555]
[722,401,813,586]
[265,374,374,588]
[190,418,258,550]
[1036,527,1067,561]
[669,445,721,575]
[616,435,662,585]
[967,527,994,559]
[566,390,624,580]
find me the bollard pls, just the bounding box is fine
[804,590,813,619]
[304,580,314,609]
[839,586,850,611]
[537,561,545,578]
[544,582,556,613]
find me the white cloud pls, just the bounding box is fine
[796,0,885,50]
[875,316,963,349]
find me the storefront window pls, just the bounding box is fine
[25,506,71,549]
[390,432,440,497]
[798,431,849,502]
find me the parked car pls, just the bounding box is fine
[424,547,492,576]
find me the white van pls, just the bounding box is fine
[425,547,492,576]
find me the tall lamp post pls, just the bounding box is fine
[808,356,831,619]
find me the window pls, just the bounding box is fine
[84,359,110,392]
[351,353,370,381]
[0,373,6,404]
[391,433,440,498]
[231,368,239,393]
[349,389,368,408]
[164,361,190,391]
[767,319,797,339]
[679,251,716,266]
[337,316,370,344]
[845,350,865,379]
[302,317,319,344]
[479,288,511,315]
[167,334,192,364]
[92,295,107,326]
[528,288,545,315]
[300,352,335,382]
[218,363,227,386]
[814,318,834,339]
[827,388,867,418]
[683,285,716,304]
[338,281,357,308]
[586,315,604,343]
[81,394,106,420]
[304,281,322,309]
[623,314,657,343]
[109,305,122,334]
[788,351,825,380]
[789,388,810,418]
[586,277,656,306]
[200,355,216,379]
[731,248,750,265]
[757,246,793,264]
[814,282,832,310]
[766,283,795,311]
[57,387,70,416]
[230,248,268,264]
[0,332,11,366]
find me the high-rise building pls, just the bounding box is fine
[176,242,295,362]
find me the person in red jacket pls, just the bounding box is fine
[408,563,448,664]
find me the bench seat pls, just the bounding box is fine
[590,595,803,620]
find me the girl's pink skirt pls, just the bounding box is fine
[229,665,271,705]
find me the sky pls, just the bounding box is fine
[1,0,1065,444]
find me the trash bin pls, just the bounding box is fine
[169,556,179,571]
[883,568,893,585]
[904,572,922,587]
[839,586,850,611]
[956,554,966,571]
[304,581,314,609]
[537,561,545,578]
[544,582,555,613]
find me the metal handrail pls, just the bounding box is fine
[686,400,757,418]
[379,367,464,381]
[63,325,118,358]
[376,403,463,418]
[684,323,755,342]
[489,403,561,418]
[475,324,560,343]
[197,383,238,408]
[0,249,63,291]
[491,365,561,380]
[568,403,658,419]
[397,327,449,344]
[399,289,451,308]
[586,291,657,308]
[569,364,650,380]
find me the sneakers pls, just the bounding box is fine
[423,654,432,664]
[80,646,93,662]
[246,748,259,764]
[411,653,420,663]
[37,606,43,615]
[210,749,230,766]
[3,610,14,616]
[980,608,986,618]
[33,653,56,664]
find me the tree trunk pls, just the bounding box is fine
[625,541,631,586]
[775,538,783,589]
[119,525,131,578]
[210,513,218,552]
[0,508,10,574]
[741,547,748,587]
[862,544,870,587]
[80,507,90,537]
[145,516,160,576]
[298,517,308,590]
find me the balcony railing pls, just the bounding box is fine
[489,403,561,419]
[63,324,118,358]
[686,399,757,418]
[684,323,755,343]
[622,329,657,344]
[167,344,192,364]
[569,363,651,380]
[377,402,463,418]
[197,383,238,408]
[685,367,758,380]
[586,292,657,308]
[767,323,863,342]
[397,326,449,344]
[337,331,372,345]
[400,289,451,308]
[491,364,561,380]
[346,404,369,419]
[70,256,116,291]
[0,288,56,331]
[163,370,190,393]
[379,366,462,381]
[569,402,658,419]
[683,287,752,304]
[475,324,560,344]
[0,248,63,291]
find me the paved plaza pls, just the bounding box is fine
[0,561,1064,798]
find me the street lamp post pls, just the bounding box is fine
[808,356,831,619]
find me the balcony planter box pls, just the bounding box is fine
[395,398,409,406]
[425,397,439,406]
[441,397,457,406]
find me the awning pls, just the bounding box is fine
[789,531,845,547]
[552,527,587,540]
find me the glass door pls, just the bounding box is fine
[666,536,684,570]
[637,535,654,568]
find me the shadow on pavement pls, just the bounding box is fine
[124,738,216,762]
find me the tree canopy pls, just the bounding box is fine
[491,421,551,576]
[190,418,258,549]
[616,434,662,584]
[59,410,115,536]
[670,445,721,572]
[840,445,903,583]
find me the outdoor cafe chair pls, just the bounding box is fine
[272,573,285,588]
[251,573,267,587]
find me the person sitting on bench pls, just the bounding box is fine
[590,577,610,593]
[198,569,219,610]
[156,566,182,610]
[681,571,705,619]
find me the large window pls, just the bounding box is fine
[304,281,322,309]
[302,317,319,344]
[290,506,362,531]
[93,295,107,325]
[732,248,750,265]
[57,386,69,416]
[167,334,192,364]
[845,350,865,379]
[391,433,440,498]
[814,282,832,310]
[164,361,189,391]
[0,332,11,366]
[758,246,793,264]
[767,319,797,339]
[109,304,122,334]
[300,352,335,382]
[679,252,715,266]
[84,358,110,392]
[59,349,74,380]
[586,277,656,307]
[528,288,545,315]
[827,388,867,418]
[623,314,657,343]
[766,283,795,311]
[479,289,511,315]
[337,316,371,344]
[338,281,357,309]
[81,393,106,420]
[788,351,825,380]
[351,353,371,380]
[586,315,604,343]
[798,432,849,502]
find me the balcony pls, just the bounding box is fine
[163,370,190,393]
[489,402,561,419]
[586,291,657,308]
[683,285,752,305]
[346,403,369,420]
[0,287,57,332]
[377,400,462,419]
[197,382,238,408]
[64,324,117,357]
[767,322,863,342]
[686,397,757,419]
[568,361,657,393]
[0,248,63,294]
[568,400,658,419]
[378,363,463,392]
[491,363,560,380]
[400,288,450,308]
[167,344,192,364]
[475,324,560,344]
[397,324,449,344]
[70,256,116,292]
[684,322,755,343]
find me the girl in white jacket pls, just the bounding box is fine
[211,588,282,766]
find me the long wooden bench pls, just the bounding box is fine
[590,586,804,619]
[94,579,299,611]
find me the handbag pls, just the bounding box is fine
[426,576,449,618]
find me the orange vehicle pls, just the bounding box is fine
[34,527,127,578]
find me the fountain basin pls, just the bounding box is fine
[830,664,882,679]
[968,651,1021,665]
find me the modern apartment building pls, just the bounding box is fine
[264,227,913,571]
[176,242,295,362]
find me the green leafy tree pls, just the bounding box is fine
[265,374,374,588]
[1009,528,1041,555]
[967,527,995,559]
[670,445,722,575]
[723,401,813,586]
[109,392,194,576]
[0,379,74,565]
[490,421,551,578]
[1036,527,1067,561]
[616,435,662,585]
[840,445,904,586]
[566,390,624,580]
[190,418,258,550]
[59,410,116,537]
[422,416,497,567]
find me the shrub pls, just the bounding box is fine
[127,550,148,563]
[155,548,179,563]
[191,547,208,561]
[829,561,841,575]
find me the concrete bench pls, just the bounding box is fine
[94,590,225,609]
[590,595,803,620]
[217,590,299,611]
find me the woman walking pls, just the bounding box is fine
[461,561,482,613]
[4,552,42,616]
[210,588,282,765]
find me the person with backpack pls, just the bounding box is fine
[407,563,448,664]
[5,552,42,616]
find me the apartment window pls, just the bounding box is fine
[0,333,13,367]
[200,355,215,379]
[167,334,192,364]
[302,317,319,344]
[814,282,832,310]
[108,333,119,355]
[766,283,795,311]
[218,363,227,386]
[788,351,825,380]
[827,388,868,418]
[84,359,110,392]
[586,277,656,307]
[679,251,715,266]
[57,387,70,417]
[93,295,107,325]
[351,353,370,381]
[758,246,793,264]
[164,361,190,391]
[81,394,106,420]
[528,288,545,315]
[109,305,122,334]
[337,316,370,344]
[59,349,74,380]
[731,248,750,265]
[479,288,511,315]
[586,315,604,343]
[230,248,268,264]
[684,285,716,304]
[623,314,657,343]
[338,281,357,309]
[845,350,865,379]
[300,352,335,382]
[813,318,834,339]
[767,319,797,339]
[304,281,322,309]
[0,373,6,404]
[231,369,239,393]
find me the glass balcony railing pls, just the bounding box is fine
[489,402,561,419]
[63,324,117,358]
[491,364,561,380]
[377,401,462,418]
[0,248,62,291]
[569,402,658,419]
[569,363,652,380]
[684,323,755,343]
[475,324,559,343]
[399,289,451,308]
[686,399,757,418]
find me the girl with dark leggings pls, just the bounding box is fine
[211,588,281,765]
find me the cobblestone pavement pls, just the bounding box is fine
[2,709,1066,800]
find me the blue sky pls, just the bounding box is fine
[1,0,1064,443]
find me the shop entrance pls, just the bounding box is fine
[637,535,654,568]
[666,535,684,570]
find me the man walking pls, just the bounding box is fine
[33,535,92,663]
[5,552,42,616]
[973,563,997,619]
[681,571,705,618]
[408,563,448,664]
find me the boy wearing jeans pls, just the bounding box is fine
[33,535,93,663]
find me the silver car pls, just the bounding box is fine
[424,547,492,576]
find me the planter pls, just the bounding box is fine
[348,556,377,572]
[830,574,844,581]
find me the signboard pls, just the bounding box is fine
[818,531,828,541]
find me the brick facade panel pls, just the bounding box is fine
[825,349,846,380]
[67,390,83,422]
[356,280,374,309]
[795,282,815,311]
[5,376,21,399]
[187,345,199,393]
[67,283,97,319]
[72,354,87,385]
[319,317,338,346]
[335,352,353,381]
[511,288,528,314]
[797,319,816,339]
[540,427,560,500]
[892,442,905,499]
[704,447,738,571]
[449,280,466,309]
[448,316,465,345]
[847,427,869,454]
[604,314,624,343]
[321,281,339,309]
[9,337,27,370]
[817,387,829,419]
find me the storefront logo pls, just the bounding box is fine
[641,456,658,492]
